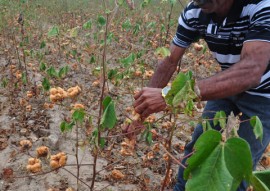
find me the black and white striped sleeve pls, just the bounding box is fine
[172,3,200,48]
[245,1,270,42]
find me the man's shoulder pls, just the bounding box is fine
[242,0,270,17]
[184,1,200,11]
[183,2,201,19]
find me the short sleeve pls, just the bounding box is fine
[245,1,270,42]
[172,2,200,48]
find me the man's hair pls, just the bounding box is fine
[193,0,212,6]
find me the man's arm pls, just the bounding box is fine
[198,41,270,101]
[148,44,186,88]
[133,44,186,117]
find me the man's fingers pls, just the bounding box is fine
[141,109,151,119]
[133,97,141,108]
[134,90,143,99]
[134,102,147,114]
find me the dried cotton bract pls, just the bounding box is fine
[26,91,33,98]
[49,87,68,102]
[27,158,42,173]
[194,43,203,51]
[144,70,154,78]
[26,105,32,112]
[67,86,81,98]
[20,140,32,150]
[120,138,136,156]
[261,156,270,167]
[111,169,125,179]
[145,115,156,123]
[50,152,67,169]
[71,103,85,114]
[36,146,49,157]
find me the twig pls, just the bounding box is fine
[160,143,185,168]
[95,159,122,175]
[98,184,111,191]
[90,1,110,190]
[75,122,80,191]
[161,118,174,191]
[12,168,61,179]
[103,123,145,138]
[180,151,195,161]
[177,0,185,9]
[164,3,174,46]
[62,167,91,189]
[65,164,94,167]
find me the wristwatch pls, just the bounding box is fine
[161,86,171,98]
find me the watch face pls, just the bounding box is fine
[162,86,171,97]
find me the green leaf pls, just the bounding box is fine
[60,121,74,132]
[40,41,46,49]
[70,26,79,38]
[146,131,152,145]
[42,77,50,91]
[213,111,227,129]
[165,72,188,106]
[89,56,96,64]
[105,9,111,14]
[39,62,47,71]
[154,47,171,59]
[99,137,106,149]
[22,72,27,84]
[147,22,156,29]
[203,45,207,54]
[60,121,67,132]
[67,121,75,130]
[172,80,196,107]
[250,171,270,191]
[24,50,30,57]
[92,128,98,138]
[141,0,151,8]
[83,20,92,30]
[118,0,124,5]
[169,0,176,5]
[185,130,255,191]
[72,109,85,123]
[186,144,234,191]
[251,170,270,190]
[120,53,135,67]
[101,99,117,129]
[97,15,106,26]
[1,78,8,88]
[122,19,132,31]
[202,119,212,131]
[46,66,58,78]
[48,26,59,37]
[224,138,253,181]
[133,23,141,35]
[108,69,118,80]
[102,96,112,108]
[58,66,69,78]
[184,130,222,179]
[250,116,263,142]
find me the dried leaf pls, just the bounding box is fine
[2,168,13,179]
[224,112,240,140]
[111,169,125,179]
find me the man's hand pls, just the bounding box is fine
[134,87,167,118]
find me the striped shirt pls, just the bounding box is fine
[173,0,270,98]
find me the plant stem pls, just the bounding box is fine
[75,122,80,191]
[62,168,91,189]
[161,116,175,191]
[164,3,174,46]
[90,4,109,190]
